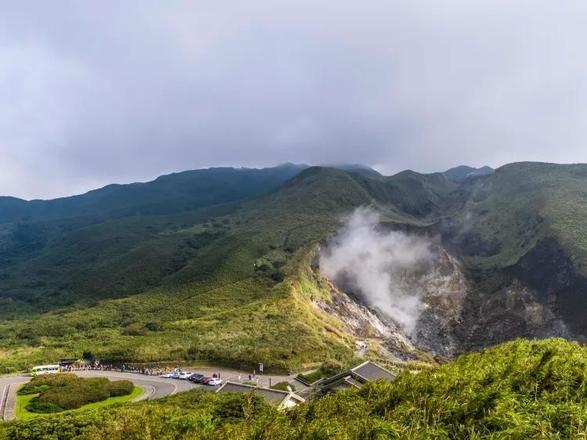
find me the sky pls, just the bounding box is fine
[1,1,587,199]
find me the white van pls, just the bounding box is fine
[31,365,60,376]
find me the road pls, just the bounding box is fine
[0,367,291,421]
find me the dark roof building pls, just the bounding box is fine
[216,381,305,409]
[350,361,395,382]
[317,361,395,394]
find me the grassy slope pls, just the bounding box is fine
[1,338,585,439]
[15,386,143,420]
[0,168,368,372]
[0,167,458,372]
[2,163,587,373]
[457,162,587,271]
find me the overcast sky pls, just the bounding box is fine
[1,1,587,199]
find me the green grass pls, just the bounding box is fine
[2,339,587,439]
[15,385,143,420]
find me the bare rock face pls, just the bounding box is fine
[412,251,469,356]
[508,237,587,337]
[316,246,472,360]
[316,236,579,361]
[313,284,419,362]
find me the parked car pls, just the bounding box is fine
[160,372,179,379]
[203,377,223,386]
[188,373,205,383]
[178,371,193,380]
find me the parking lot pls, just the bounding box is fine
[0,366,292,421]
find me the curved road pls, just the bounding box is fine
[0,368,290,421]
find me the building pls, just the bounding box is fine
[317,360,395,394]
[216,381,305,410]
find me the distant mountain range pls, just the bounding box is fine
[0,161,585,373]
[443,165,494,181]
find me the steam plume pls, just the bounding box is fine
[319,207,434,334]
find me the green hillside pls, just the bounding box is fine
[0,165,456,372]
[0,164,308,223]
[1,162,587,373]
[445,162,587,336]
[449,162,587,269]
[1,338,585,439]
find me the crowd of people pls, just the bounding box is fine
[59,361,187,377]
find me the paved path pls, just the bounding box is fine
[0,367,291,421]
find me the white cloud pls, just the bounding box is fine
[1,1,587,198]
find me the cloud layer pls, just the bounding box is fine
[2,1,587,198]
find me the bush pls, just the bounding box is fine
[26,399,64,414]
[36,378,111,410]
[23,374,135,413]
[107,380,134,397]
[145,321,163,332]
[121,323,147,336]
[19,373,78,395]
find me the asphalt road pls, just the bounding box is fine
[0,368,290,421]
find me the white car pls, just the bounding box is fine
[206,377,223,386]
[161,371,180,379]
[178,371,193,380]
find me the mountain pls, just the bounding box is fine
[0,163,308,224]
[443,165,494,181]
[0,161,587,376]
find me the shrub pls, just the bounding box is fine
[23,374,135,413]
[121,323,147,336]
[145,321,163,332]
[19,374,78,395]
[26,399,63,414]
[36,378,111,410]
[107,380,134,397]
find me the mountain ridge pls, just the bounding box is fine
[0,161,586,373]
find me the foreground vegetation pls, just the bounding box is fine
[1,339,586,439]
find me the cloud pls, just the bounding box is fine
[319,207,435,334]
[1,1,587,198]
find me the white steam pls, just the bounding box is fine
[319,207,435,335]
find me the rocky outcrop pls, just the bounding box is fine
[317,235,580,361]
[509,237,587,337]
[316,246,472,360]
[313,283,419,361]
[412,251,469,356]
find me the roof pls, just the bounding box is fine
[317,361,396,394]
[320,375,363,392]
[350,361,395,382]
[216,382,305,408]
